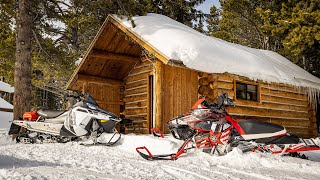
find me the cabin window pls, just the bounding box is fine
[236,82,258,101]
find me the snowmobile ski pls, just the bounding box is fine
[81,130,121,146]
[136,138,194,160]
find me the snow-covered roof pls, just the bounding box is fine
[0,97,13,110]
[0,81,14,93]
[115,14,320,90]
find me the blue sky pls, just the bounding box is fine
[197,0,220,14]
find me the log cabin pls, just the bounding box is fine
[67,14,320,137]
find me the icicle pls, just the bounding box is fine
[305,87,320,112]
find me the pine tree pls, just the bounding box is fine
[258,0,320,76]
[207,0,320,78]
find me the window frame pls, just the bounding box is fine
[234,80,261,103]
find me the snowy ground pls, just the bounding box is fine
[1,129,320,180]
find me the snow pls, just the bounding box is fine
[0,82,14,93]
[1,130,320,180]
[115,14,320,90]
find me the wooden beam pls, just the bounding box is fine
[77,74,124,86]
[154,60,163,131]
[90,49,140,62]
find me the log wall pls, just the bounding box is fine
[198,72,317,138]
[123,59,154,133]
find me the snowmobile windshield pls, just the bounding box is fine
[85,94,99,107]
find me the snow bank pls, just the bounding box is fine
[0,81,14,93]
[115,14,320,91]
[1,132,320,179]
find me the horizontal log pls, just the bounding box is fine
[261,92,307,101]
[127,69,153,77]
[198,77,209,86]
[235,99,308,112]
[77,74,124,86]
[236,117,311,127]
[198,72,208,78]
[135,59,154,67]
[217,81,234,90]
[198,85,211,95]
[208,74,218,82]
[90,49,140,62]
[261,95,308,106]
[125,86,147,96]
[123,113,147,118]
[123,94,147,103]
[125,85,147,91]
[129,66,153,76]
[123,108,147,117]
[124,73,148,83]
[260,84,305,95]
[125,79,147,85]
[218,79,233,83]
[230,112,308,121]
[261,87,307,100]
[126,100,148,108]
[228,106,309,119]
[125,106,148,110]
[216,88,235,98]
[285,127,315,136]
[124,116,147,121]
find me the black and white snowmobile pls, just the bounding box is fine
[136,93,320,160]
[9,93,121,146]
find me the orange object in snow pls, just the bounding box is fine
[23,111,39,121]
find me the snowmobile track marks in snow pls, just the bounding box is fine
[162,165,212,180]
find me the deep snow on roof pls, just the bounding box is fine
[0,81,14,93]
[115,14,320,90]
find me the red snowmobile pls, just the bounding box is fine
[136,93,320,160]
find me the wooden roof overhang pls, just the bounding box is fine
[67,15,171,91]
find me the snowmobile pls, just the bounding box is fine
[136,93,320,160]
[9,93,121,146]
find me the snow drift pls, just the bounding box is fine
[1,130,320,179]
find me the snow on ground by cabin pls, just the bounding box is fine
[1,129,320,180]
[115,14,320,90]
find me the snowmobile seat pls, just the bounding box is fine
[255,134,300,144]
[37,110,65,118]
[238,120,285,135]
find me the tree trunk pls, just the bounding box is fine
[14,0,32,120]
